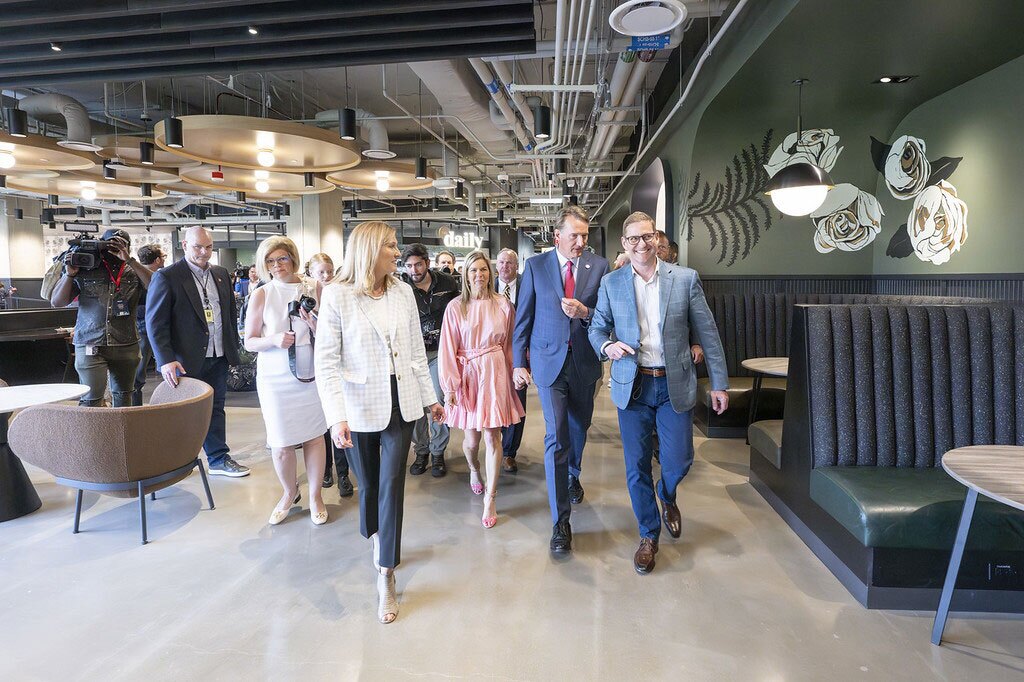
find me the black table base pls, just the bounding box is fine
[0,412,42,522]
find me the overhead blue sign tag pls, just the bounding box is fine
[628,34,670,51]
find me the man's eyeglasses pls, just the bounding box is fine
[265,256,292,267]
[623,233,657,246]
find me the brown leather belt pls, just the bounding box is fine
[638,366,667,377]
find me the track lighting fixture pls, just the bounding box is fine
[143,205,152,218]
[431,197,440,212]
[509,217,517,230]
[0,175,6,187]
[48,194,59,206]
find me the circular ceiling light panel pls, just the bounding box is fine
[0,132,95,171]
[154,115,362,172]
[6,173,168,201]
[326,160,435,192]
[71,163,181,185]
[93,134,203,169]
[609,0,687,36]
[177,164,335,196]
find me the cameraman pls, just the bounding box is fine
[400,243,459,478]
[50,228,153,407]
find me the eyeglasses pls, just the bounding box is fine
[265,256,292,267]
[623,233,658,246]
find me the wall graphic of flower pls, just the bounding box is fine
[871,134,966,264]
[809,183,883,253]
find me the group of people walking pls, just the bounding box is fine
[55,205,731,626]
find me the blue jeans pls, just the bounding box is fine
[536,351,596,524]
[198,356,230,468]
[617,374,694,540]
[411,353,449,457]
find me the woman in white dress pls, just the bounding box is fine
[245,236,329,526]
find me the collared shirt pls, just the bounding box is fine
[186,259,224,357]
[555,250,579,295]
[401,268,459,353]
[71,259,144,348]
[632,264,664,368]
[497,277,517,305]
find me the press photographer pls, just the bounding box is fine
[50,228,153,407]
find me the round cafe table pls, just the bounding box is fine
[0,383,89,522]
[740,357,789,440]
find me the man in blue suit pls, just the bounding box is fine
[513,206,609,554]
[589,211,729,574]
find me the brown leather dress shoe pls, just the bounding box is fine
[502,456,518,473]
[634,537,658,574]
[662,500,681,539]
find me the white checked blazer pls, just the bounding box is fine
[314,279,437,432]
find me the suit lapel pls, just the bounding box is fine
[617,266,640,338]
[355,293,390,346]
[574,252,593,298]
[546,249,565,298]
[658,262,676,328]
[177,260,207,324]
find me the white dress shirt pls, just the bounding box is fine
[498,277,517,304]
[186,259,223,357]
[632,265,665,368]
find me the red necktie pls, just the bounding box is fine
[564,260,575,299]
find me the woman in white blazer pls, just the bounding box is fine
[315,220,444,625]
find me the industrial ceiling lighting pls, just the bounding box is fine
[569,194,579,206]
[143,205,152,217]
[0,150,13,169]
[236,190,246,202]
[281,203,290,217]
[562,181,572,197]
[247,25,259,35]
[873,75,917,84]
[76,205,86,218]
[254,179,270,193]
[415,156,428,180]
[764,79,833,217]
[256,148,276,167]
[103,160,116,180]
[533,104,551,140]
[303,172,314,188]
[495,208,505,222]
[48,193,59,205]
[13,208,22,219]
[375,169,391,192]
[509,217,517,230]
[80,182,96,201]
[6,107,28,138]
[40,208,54,223]
[348,199,358,219]
[479,196,488,212]
[50,42,63,52]
[431,196,440,212]
[555,158,568,176]
[609,0,688,36]
[0,175,5,187]
[454,180,464,199]
[528,196,565,205]
[141,182,152,197]
[164,116,184,148]
[139,141,155,165]
[340,108,357,141]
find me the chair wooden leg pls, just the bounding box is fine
[72,489,83,534]
[138,481,148,545]
[197,459,215,510]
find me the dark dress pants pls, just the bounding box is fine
[348,378,414,568]
[197,356,230,468]
[536,351,596,524]
[132,324,154,406]
[501,385,527,458]
[617,374,694,540]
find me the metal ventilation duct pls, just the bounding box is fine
[18,93,98,151]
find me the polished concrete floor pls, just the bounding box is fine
[3,387,1024,681]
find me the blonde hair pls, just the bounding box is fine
[458,249,496,316]
[255,235,301,282]
[305,252,335,276]
[336,221,397,295]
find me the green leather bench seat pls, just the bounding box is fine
[749,420,783,468]
[810,466,1024,551]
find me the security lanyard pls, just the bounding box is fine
[103,260,127,291]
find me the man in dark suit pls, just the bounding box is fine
[495,248,525,473]
[512,206,609,554]
[146,226,249,478]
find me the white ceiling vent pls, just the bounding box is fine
[609,0,688,37]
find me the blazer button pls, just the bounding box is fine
[393,351,398,357]
[397,374,402,380]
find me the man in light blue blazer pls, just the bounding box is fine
[589,211,729,574]
[513,206,609,554]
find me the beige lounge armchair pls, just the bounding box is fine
[9,377,216,544]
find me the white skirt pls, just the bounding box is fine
[256,345,328,448]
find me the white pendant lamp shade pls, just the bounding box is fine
[764,161,833,216]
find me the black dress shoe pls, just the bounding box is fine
[409,453,428,476]
[430,454,447,478]
[568,475,584,504]
[322,470,334,489]
[662,500,681,538]
[338,474,354,498]
[550,521,572,554]
[634,537,658,574]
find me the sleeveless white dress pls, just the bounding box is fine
[256,278,328,448]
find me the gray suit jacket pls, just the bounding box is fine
[588,262,729,412]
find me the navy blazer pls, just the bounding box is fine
[495,274,522,306]
[145,258,240,376]
[512,249,609,388]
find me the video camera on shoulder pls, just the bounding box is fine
[287,295,316,317]
[65,228,129,270]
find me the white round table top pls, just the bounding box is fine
[740,357,789,377]
[942,445,1024,512]
[0,384,89,413]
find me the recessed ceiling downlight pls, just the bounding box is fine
[609,0,687,37]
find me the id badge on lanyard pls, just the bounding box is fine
[104,261,131,317]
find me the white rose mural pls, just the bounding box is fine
[763,128,843,177]
[809,183,883,253]
[907,180,968,265]
[883,135,931,200]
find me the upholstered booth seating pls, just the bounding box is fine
[748,419,783,469]
[749,303,1024,610]
[8,377,216,544]
[695,293,986,437]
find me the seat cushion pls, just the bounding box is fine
[749,420,783,468]
[697,376,787,408]
[810,466,1024,550]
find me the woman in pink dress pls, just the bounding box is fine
[438,250,525,528]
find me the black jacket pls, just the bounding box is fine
[400,268,460,353]
[145,259,240,376]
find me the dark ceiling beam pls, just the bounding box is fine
[0,0,284,26]
[0,5,534,65]
[0,25,536,79]
[0,0,529,37]
[0,39,538,88]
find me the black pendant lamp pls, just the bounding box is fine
[340,108,357,141]
[103,160,116,180]
[569,194,579,206]
[555,157,568,176]
[763,79,833,216]
[143,205,152,218]
[303,172,315,188]
[0,175,5,188]
[455,181,464,199]
[496,208,504,222]
[479,196,488,213]
[13,207,23,219]
[415,156,428,180]
[281,203,290,217]
[236,190,246,202]
[76,205,86,218]
[164,116,184,149]
[509,217,517,230]
[347,200,358,219]
[139,141,155,165]
[141,183,152,198]
[48,194,59,206]
[6,107,28,137]
[533,105,551,140]
[431,196,440,212]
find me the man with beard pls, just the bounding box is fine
[401,243,460,478]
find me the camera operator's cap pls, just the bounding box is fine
[101,228,131,244]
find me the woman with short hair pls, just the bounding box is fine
[438,250,524,528]
[315,221,443,624]
[244,236,328,526]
